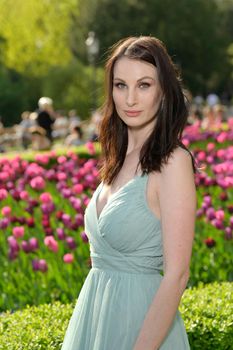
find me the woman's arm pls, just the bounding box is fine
[133,147,197,350]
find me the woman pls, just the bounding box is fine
[62,36,197,350]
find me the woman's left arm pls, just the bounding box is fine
[133,148,197,350]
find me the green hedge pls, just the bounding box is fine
[0,282,232,350]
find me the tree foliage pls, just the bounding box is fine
[0,0,77,75]
[87,0,232,94]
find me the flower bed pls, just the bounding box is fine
[0,120,233,312]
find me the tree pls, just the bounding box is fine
[75,0,232,94]
[0,0,77,75]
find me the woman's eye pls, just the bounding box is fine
[114,83,126,89]
[139,82,150,89]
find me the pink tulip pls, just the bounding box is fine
[0,188,8,200]
[57,172,67,181]
[39,192,52,203]
[207,142,215,152]
[182,138,190,147]
[20,191,29,200]
[12,226,25,238]
[63,253,74,263]
[1,206,11,217]
[29,237,39,251]
[7,235,20,251]
[33,259,48,273]
[35,154,50,164]
[44,236,59,253]
[57,156,67,164]
[197,151,206,161]
[215,210,224,221]
[73,184,84,194]
[30,176,45,190]
[216,132,227,143]
[85,141,95,155]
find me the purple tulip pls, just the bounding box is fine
[8,249,19,260]
[75,213,84,226]
[203,195,212,206]
[32,259,40,271]
[61,188,72,198]
[41,202,56,215]
[32,258,48,272]
[7,236,20,251]
[66,236,77,250]
[0,217,10,229]
[230,217,233,229]
[206,208,215,221]
[21,240,31,253]
[56,228,66,240]
[62,214,72,227]
[224,227,232,240]
[80,231,88,243]
[211,219,224,230]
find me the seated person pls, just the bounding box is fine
[29,126,51,150]
[65,125,84,146]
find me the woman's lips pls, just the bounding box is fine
[124,110,142,117]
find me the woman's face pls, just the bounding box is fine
[112,56,163,129]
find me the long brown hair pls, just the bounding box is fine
[98,36,197,184]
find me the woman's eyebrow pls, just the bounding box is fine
[113,76,155,82]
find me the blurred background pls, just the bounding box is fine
[0,0,232,127]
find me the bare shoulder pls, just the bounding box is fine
[161,146,193,176]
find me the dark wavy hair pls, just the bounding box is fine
[98,36,197,184]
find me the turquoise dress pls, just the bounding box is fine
[61,174,190,349]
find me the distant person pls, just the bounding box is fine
[201,106,216,130]
[65,125,84,146]
[29,126,51,150]
[187,106,202,126]
[87,110,102,142]
[18,111,34,149]
[52,110,69,139]
[206,93,219,107]
[68,109,81,129]
[36,97,55,141]
[213,104,226,123]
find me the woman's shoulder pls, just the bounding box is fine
[167,145,192,166]
[157,146,194,183]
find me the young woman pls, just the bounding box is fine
[61,36,197,350]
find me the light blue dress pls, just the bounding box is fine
[61,174,190,349]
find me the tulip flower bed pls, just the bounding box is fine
[0,119,233,313]
[0,146,100,312]
[183,120,233,286]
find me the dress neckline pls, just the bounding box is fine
[95,174,146,222]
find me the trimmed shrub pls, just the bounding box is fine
[0,282,232,350]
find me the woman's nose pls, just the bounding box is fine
[126,88,137,106]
